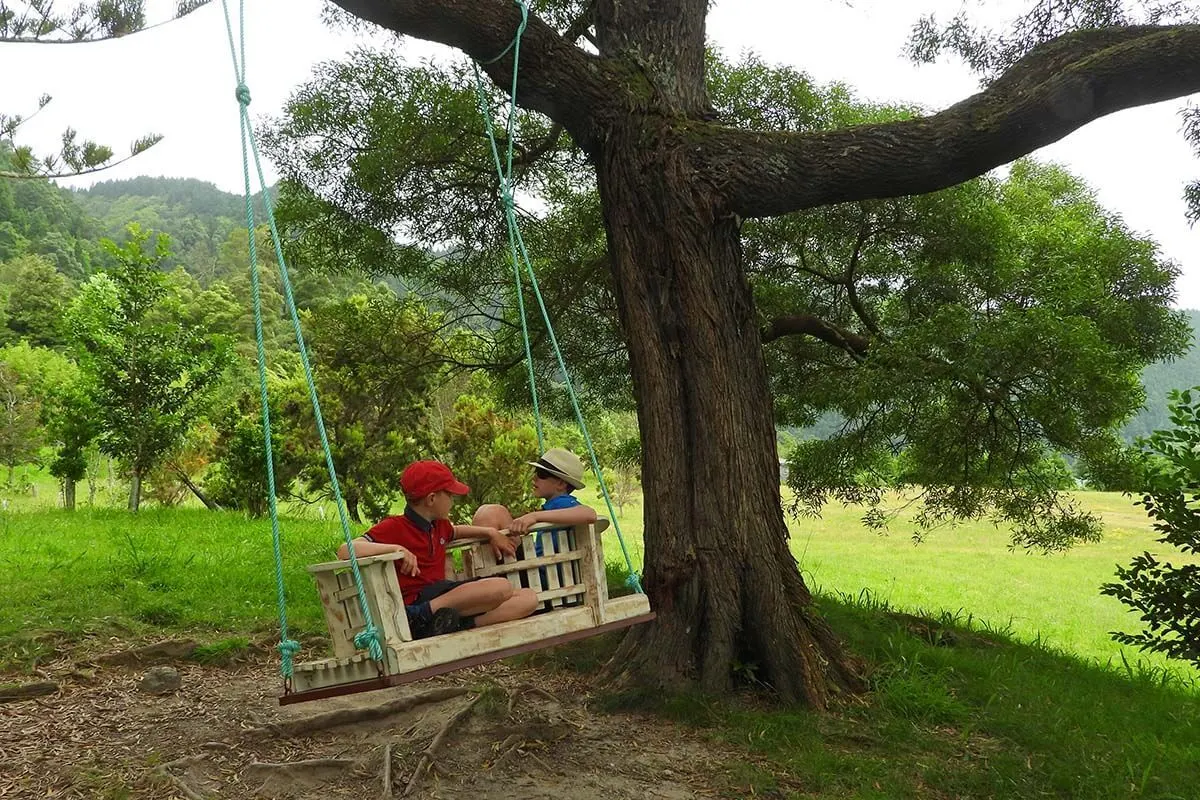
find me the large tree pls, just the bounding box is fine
[5,0,1200,707]
[257,0,1199,705]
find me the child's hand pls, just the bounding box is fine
[509,513,540,534]
[487,528,517,560]
[394,546,420,576]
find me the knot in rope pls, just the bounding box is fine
[625,573,644,594]
[277,638,301,676]
[354,625,385,661]
[235,83,251,106]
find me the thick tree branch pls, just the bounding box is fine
[761,314,870,357]
[329,0,615,148]
[707,24,1200,217]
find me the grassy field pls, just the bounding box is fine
[1,468,1195,681]
[3,471,1199,798]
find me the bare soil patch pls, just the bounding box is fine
[0,639,739,799]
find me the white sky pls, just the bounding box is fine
[2,0,1197,306]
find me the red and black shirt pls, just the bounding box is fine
[363,507,453,603]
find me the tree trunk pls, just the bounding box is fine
[345,492,362,525]
[62,479,75,511]
[597,128,865,708]
[128,468,141,512]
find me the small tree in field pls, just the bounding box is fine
[1102,389,1200,668]
[67,227,230,511]
[0,341,95,508]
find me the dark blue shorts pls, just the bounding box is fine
[415,578,476,605]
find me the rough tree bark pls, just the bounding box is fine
[329,0,1200,707]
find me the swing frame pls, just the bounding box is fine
[282,518,653,705]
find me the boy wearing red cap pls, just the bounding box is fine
[337,461,538,638]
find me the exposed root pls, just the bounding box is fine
[506,684,561,716]
[402,693,483,797]
[248,686,469,739]
[489,733,524,772]
[154,755,210,800]
[90,638,199,667]
[0,681,59,704]
[243,758,357,784]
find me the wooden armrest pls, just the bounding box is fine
[306,551,405,573]
[448,518,608,549]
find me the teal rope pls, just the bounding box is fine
[473,0,642,593]
[471,2,541,449]
[220,0,384,675]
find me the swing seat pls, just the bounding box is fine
[282,518,653,704]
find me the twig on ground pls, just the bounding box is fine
[402,693,483,797]
[381,742,393,799]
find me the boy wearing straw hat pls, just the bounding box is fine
[472,447,598,534]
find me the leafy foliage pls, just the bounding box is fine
[0,361,42,480]
[266,46,1187,549]
[0,253,73,347]
[440,393,539,522]
[276,288,447,522]
[205,390,296,517]
[1102,389,1200,668]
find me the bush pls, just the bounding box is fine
[1101,388,1200,668]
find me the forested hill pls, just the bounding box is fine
[1123,308,1200,441]
[73,177,258,278]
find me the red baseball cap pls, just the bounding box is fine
[400,461,470,499]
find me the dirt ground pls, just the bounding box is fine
[0,638,746,799]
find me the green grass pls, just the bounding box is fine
[0,507,340,668]
[3,483,1199,798]
[787,491,1200,681]
[593,595,1199,799]
[2,477,1193,681]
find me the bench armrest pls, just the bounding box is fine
[306,551,405,574]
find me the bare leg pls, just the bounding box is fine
[430,577,513,616]
[472,503,513,530]
[471,588,539,627]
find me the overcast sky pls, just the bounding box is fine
[3,0,1197,306]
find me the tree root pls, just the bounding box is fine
[506,684,561,716]
[154,755,210,800]
[243,758,357,785]
[90,638,198,666]
[402,693,483,797]
[489,733,524,771]
[248,686,469,739]
[0,681,58,704]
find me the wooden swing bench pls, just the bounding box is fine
[282,519,653,705]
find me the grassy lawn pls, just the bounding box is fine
[2,472,1194,681]
[3,473,1199,798]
